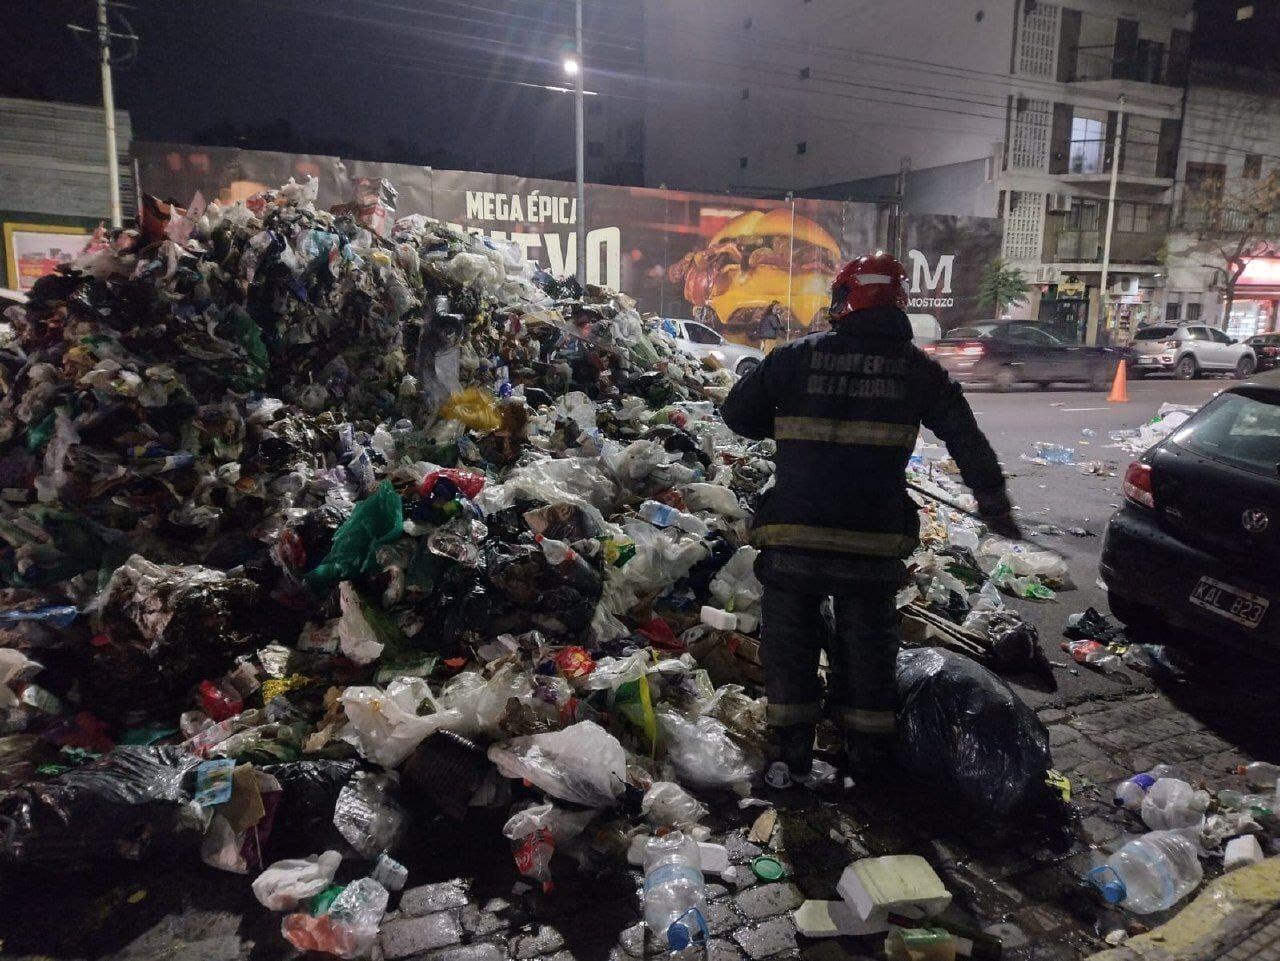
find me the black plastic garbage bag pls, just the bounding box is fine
[0,746,202,863]
[896,647,1054,819]
[259,759,360,862]
[985,611,1057,691]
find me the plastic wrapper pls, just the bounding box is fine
[253,850,343,910]
[0,747,203,863]
[333,771,408,859]
[656,707,762,789]
[895,647,1055,819]
[502,801,597,890]
[282,876,389,959]
[440,387,502,431]
[487,720,626,807]
[642,781,708,829]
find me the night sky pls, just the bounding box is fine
[0,0,643,177]
[0,0,1270,182]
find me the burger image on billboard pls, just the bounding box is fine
[667,209,841,346]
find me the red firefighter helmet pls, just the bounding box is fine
[829,251,910,320]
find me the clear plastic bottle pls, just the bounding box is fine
[1141,778,1209,831]
[1087,830,1203,914]
[643,832,708,950]
[1114,765,1182,810]
[639,500,709,537]
[1238,761,1280,791]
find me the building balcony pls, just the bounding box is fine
[1063,46,1187,108]
[1048,227,1164,268]
[1178,203,1280,235]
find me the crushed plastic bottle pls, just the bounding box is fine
[1032,443,1075,465]
[1087,830,1203,914]
[1140,778,1210,831]
[643,832,709,950]
[1114,765,1183,810]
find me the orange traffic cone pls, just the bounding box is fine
[1107,360,1129,403]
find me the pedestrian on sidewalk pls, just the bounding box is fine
[721,251,1020,785]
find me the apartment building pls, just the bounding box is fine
[1000,1,1194,343]
[1164,62,1280,338]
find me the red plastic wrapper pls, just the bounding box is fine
[652,488,688,510]
[1062,639,1106,665]
[200,678,244,722]
[636,617,685,653]
[419,468,486,500]
[513,826,556,893]
[553,646,595,679]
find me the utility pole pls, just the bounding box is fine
[889,156,910,257]
[785,191,795,340]
[69,0,135,229]
[573,0,586,282]
[1092,94,1126,346]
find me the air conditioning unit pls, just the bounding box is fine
[1111,276,1139,295]
[1048,192,1074,212]
[1036,266,1058,284]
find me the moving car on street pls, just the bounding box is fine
[1246,333,1280,372]
[1102,373,1280,653]
[925,320,1126,390]
[662,317,766,376]
[1129,324,1257,380]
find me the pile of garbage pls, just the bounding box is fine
[1108,403,1199,457]
[1087,760,1280,935]
[0,180,1058,955]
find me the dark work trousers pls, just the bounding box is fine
[760,582,900,768]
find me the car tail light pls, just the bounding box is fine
[1123,461,1155,509]
[921,343,937,353]
[959,342,986,357]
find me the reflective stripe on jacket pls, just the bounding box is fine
[721,307,1005,563]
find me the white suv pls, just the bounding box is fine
[1129,324,1257,380]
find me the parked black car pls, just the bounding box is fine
[1246,333,1280,372]
[925,321,1129,390]
[1102,374,1280,652]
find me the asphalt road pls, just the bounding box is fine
[922,374,1230,710]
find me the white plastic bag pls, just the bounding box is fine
[641,781,708,830]
[657,707,762,789]
[487,721,626,807]
[341,681,456,767]
[682,483,747,519]
[253,850,343,910]
[437,663,533,738]
[337,581,383,666]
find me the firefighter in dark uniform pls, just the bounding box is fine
[721,252,1020,785]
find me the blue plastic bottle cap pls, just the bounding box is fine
[1087,866,1126,905]
[667,922,691,951]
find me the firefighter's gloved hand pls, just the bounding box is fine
[976,489,1022,541]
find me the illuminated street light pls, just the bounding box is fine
[562,56,579,75]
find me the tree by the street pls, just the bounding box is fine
[978,258,1030,317]
[1189,169,1280,323]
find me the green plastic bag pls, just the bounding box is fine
[305,481,404,590]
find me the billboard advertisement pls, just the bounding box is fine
[134,142,1001,343]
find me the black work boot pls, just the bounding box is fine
[844,732,896,781]
[765,723,816,789]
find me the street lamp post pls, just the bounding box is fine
[573,0,585,282]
